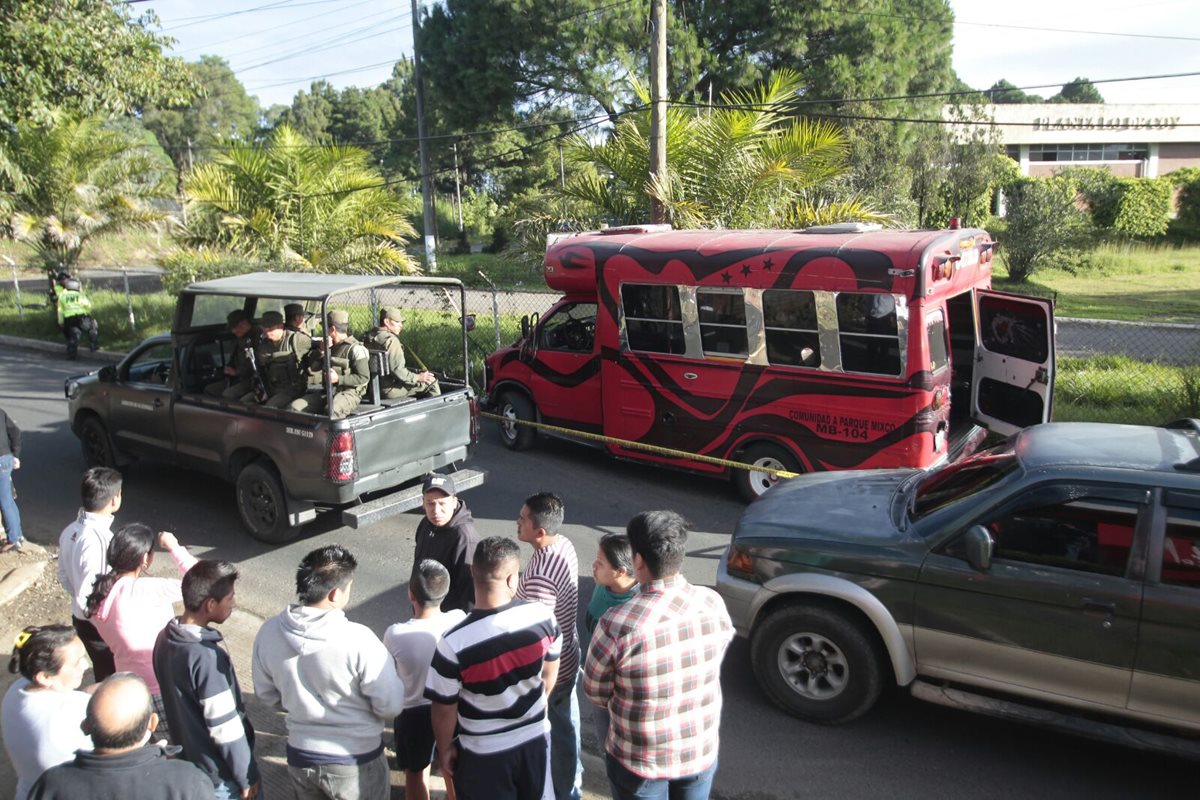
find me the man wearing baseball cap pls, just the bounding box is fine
[246,310,312,407]
[289,309,371,419]
[204,309,260,398]
[413,472,479,613]
[365,308,440,399]
[284,304,311,338]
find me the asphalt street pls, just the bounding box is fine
[1,344,1196,799]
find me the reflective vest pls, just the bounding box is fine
[57,289,92,325]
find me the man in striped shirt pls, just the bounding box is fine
[516,492,582,800]
[584,510,734,800]
[427,536,561,800]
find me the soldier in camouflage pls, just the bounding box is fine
[204,310,260,398]
[244,310,311,407]
[289,309,371,419]
[365,308,441,399]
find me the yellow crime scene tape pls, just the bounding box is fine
[478,411,800,480]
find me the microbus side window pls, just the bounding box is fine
[927,309,949,373]
[696,289,748,358]
[836,292,902,376]
[621,284,685,355]
[763,289,820,368]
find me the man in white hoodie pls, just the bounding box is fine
[251,544,404,800]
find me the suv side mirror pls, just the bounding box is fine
[963,525,994,572]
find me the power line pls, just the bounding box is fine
[234,19,411,73]
[172,0,384,56]
[161,0,346,32]
[846,8,1200,43]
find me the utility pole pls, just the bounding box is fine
[452,142,463,234]
[648,0,668,224]
[410,0,438,271]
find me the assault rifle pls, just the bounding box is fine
[244,345,270,404]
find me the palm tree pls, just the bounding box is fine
[0,114,174,272]
[178,125,419,274]
[561,70,888,229]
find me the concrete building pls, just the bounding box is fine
[968,104,1200,178]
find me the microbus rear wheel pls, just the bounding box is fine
[735,443,800,502]
[497,391,536,451]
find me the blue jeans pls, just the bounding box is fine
[213,779,261,800]
[0,454,22,546]
[547,667,582,800]
[606,755,718,800]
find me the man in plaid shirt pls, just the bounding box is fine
[583,510,733,800]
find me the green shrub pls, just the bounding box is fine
[1109,177,1172,239]
[1000,176,1095,282]
[159,249,266,295]
[1169,168,1200,242]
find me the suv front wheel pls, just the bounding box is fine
[750,604,885,724]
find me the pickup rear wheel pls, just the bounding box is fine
[497,391,536,451]
[236,461,299,544]
[750,605,885,724]
[735,443,800,502]
[79,416,117,468]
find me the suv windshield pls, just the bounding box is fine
[911,444,1018,521]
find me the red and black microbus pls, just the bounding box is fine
[483,223,1054,500]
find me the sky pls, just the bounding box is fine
[136,0,1200,111]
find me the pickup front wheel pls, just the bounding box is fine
[236,462,299,544]
[79,416,117,468]
[750,604,885,724]
[497,391,536,451]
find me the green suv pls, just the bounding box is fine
[716,421,1200,756]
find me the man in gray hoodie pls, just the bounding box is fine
[251,545,404,800]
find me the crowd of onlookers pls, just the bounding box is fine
[1,461,733,800]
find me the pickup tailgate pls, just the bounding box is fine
[349,389,475,495]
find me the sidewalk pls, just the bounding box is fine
[217,607,613,799]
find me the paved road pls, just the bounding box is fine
[1,346,1196,799]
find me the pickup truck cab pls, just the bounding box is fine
[64,272,483,543]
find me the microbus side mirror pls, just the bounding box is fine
[963,525,994,572]
[520,314,531,340]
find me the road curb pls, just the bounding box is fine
[0,560,46,607]
[0,334,125,364]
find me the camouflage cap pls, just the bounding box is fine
[227,309,250,327]
[382,307,404,323]
[284,303,305,319]
[328,309,350,329]
[261,310,284,327]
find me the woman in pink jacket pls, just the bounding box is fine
[86,523,196,742]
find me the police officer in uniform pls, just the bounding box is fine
[204,310,260,398]
[365,308,440,399]
[56,278,99,359]
[244,310,312,407]
[289,309,371,419]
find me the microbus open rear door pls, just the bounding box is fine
[971,290,1055,437]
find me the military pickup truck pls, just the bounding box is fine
[63,272,484,543]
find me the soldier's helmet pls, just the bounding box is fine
[64,278,81,291]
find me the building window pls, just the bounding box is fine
[763,289,820,368]
[1028,143,1148,162]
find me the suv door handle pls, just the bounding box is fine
[1082,598,1116,614]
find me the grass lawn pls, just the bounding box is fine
[0,229,172,271]
[994,241,1200,322]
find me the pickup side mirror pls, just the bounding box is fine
[963,524,994,572]
[98,365,117,383]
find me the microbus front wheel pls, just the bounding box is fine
[497,391,536,451]
[735,443,801,502]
